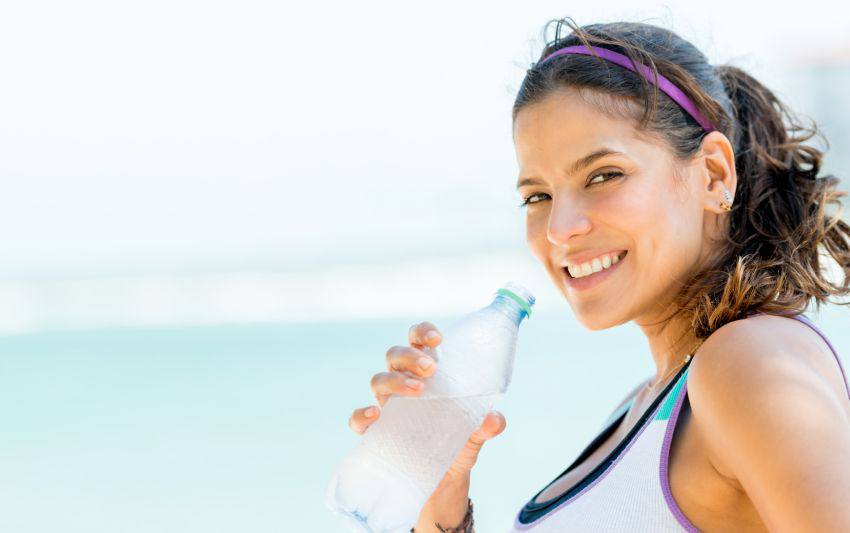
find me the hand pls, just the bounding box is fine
[347,321,507,530]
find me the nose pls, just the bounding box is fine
[547,195,592,246]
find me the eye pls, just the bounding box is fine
[518,192,550,208]
[587,170,624,186]
[519,171,624,208]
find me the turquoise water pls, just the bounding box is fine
[0,305,847,532]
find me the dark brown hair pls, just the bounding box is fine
[513,18,850,339]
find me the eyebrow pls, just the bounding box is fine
[515,147,624,190]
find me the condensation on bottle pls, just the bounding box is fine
[324,282,535,532]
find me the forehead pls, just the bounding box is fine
[513,88,649,164]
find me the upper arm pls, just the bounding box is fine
[688,316,850,532]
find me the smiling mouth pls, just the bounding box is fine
[564,250,628,279]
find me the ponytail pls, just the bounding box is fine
[677,65,850,338]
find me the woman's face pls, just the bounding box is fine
[513,88,710,330]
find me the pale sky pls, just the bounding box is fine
[0,0,847,280]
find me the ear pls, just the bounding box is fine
[698,131,737,214]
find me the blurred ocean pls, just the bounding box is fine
[0,290,847,532]
[0,3,847,530]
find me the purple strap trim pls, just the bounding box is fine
[540,45,716,133]
[789,314,850,399]
[750,311,849,398]
[660,311,849,532]
[659,377,701,532]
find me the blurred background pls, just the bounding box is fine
[0,1,848,531]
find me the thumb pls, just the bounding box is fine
[447,410,507,478]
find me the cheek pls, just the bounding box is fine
[525,210,549,259]
[602,179,681,271]
[602,181,657,239]
[624,183,703,276]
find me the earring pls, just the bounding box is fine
[719,187,734,212]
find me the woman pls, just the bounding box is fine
[348,19,850,532]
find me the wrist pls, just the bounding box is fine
[411,498,474,533]
[412,473,472,532]
[430,471,471,520]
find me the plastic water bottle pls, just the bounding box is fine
[324,282,535,532]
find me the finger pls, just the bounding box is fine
[385,345,437,378]
[370,371,425,406]
[408,321,442,348]
[472,410,507,441]
[348,405,381,435]
[447,411,507,478]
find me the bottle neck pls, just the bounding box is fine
[489,294,529,327]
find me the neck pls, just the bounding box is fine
[635,305,700,390]
[635,242,719,391]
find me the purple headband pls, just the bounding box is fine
[539,45,716,133]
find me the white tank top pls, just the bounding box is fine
[509,313,849,532]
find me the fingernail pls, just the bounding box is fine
[425,331,440,342]
[417,357,433,369]
[365,407,377,417]
[405,378,422,389]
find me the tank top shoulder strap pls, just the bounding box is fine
[654,364,691,422]
[655,312,849,416]
[744,311,850,399]
[786,313,850,399]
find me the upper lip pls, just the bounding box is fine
[560,249,627,268]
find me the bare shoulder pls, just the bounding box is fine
[687,312,850,487]
[688,313,849,411]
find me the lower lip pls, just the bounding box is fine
[563,252,627,291]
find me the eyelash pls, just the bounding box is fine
[518,171,624,207]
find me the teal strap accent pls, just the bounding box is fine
[655,367,690,421]
[497,288,533,318]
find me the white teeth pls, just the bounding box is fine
[591,258,602,273]
[567,251,625,279]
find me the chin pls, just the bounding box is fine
[577,316,618,331]
[568,303,628,331]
